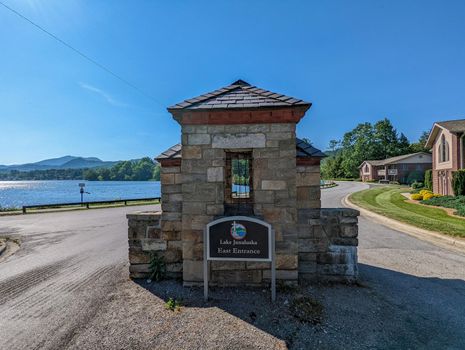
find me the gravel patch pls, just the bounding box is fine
[66,269,458,350]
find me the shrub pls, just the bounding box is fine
[424,169,433,190]
[420,189,432,196]
[411,193,423,200]
[423,192,438,201]
[411,181,424,189]
[452,170,465,196]
[407,171,424,185]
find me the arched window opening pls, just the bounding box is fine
[439,135,449,163]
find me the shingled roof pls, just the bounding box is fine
[425,118,465,148]
[359,152,432,168]
[156,138,325,161]
[168,80,311,111]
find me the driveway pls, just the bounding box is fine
[0,185,464,349]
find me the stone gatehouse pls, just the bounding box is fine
[128,79,359,286]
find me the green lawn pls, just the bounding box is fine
[350,186,465,238]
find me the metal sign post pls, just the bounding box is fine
[79,183,85,204]
[203,216,276,302]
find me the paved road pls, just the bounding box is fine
[323,181,465,348]
[0,205,160,350]
[0,184,464,349]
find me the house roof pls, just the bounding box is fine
[167,79,311,111]
[156,138,326,161]
[425,118,465,148]
[359,152,432,168]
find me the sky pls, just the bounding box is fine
[1,0,465,164]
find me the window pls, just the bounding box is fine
[364,164,369,174]
[225,152,253,215]
[438,135,450,163]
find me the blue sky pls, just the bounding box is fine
[1,0,465,164]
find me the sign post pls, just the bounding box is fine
[203,216,275,302]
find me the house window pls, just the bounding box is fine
[364,164,369,174]
[439,135,450,163]
[224,152,253,215]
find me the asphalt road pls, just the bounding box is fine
[0,184,464,349]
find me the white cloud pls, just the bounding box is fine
[79,82,128,107]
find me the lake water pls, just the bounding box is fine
[0,180,161,208]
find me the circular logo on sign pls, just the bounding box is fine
[230,222,247,240]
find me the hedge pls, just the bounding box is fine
[452,170,465,196]
[424,169,433,191]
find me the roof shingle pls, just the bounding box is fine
[168,80,311,111]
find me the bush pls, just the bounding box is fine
[411,181,424,189]
[407,171,424,185]
[423,192,439,201]
[421,195,465,217]
[424,169,433,190]
[411,193,423,200]
[452,170,465,196]
[420,189,432,196]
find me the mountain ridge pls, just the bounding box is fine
[0,156,119,172]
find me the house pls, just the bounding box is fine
[359,152,432,184]
[425,119,465,195]
[127,79,360,287]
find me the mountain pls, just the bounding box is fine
[0,156,119,172]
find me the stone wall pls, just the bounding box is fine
[127,163,183,279]
[298,208,359,283]
[181,123,299,286]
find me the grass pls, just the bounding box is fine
[350,186,465,238]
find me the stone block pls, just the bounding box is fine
[183,260,204,282]
[266,132,293,140]
[211,261,246,270]
[299,252,317,262]
[182,229,203,242]
[183,202,206,215]
[296,172,320,187]
[207,167,224,182]
[271,123,294,132]
[146,226,162,239]
[166,263,183,273]
[128,248,150,264]
[161,166,180,174]
[254,190,274,203]
[141,239,167,251]
[340,225,358,238]
[188,133,211,145]
[207,204,224,215]
[317,263,356,277]
[212,133,266,148]
[183,125,207,133]
[162,201,182,213]
[161,173,175,185]
[298,261,317,274]
[262,180,287,190]
[183,146,202,159]
[276,255,298,269]
[246,261,270,269]
[183,241,203,260]
[161,230,181,241]
[263,269,298,280]
[161,248,183,263]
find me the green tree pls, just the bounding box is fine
[410,131,430,153]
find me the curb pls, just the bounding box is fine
[343,194,465,253]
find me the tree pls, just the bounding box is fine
[410,131,430,153]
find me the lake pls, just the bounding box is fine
[0,180,161,208]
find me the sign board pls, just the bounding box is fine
[377,170,386,176]
[206,218,272,261]
[388,169,398,175]
[204,216,275,302]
